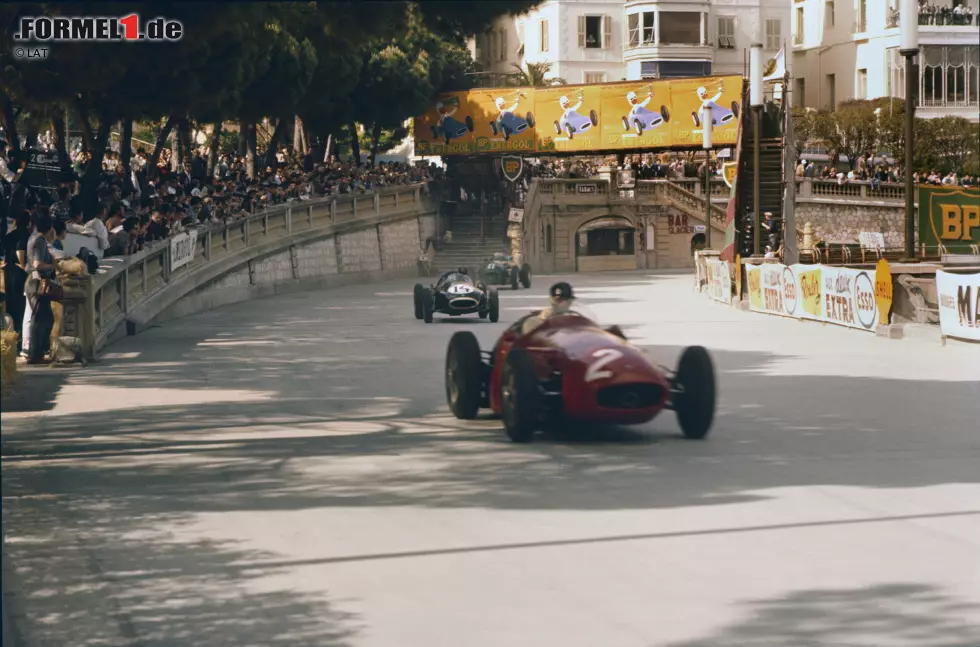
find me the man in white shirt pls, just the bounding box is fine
[85,203,111,251]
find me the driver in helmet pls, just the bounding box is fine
[521,282,576,335]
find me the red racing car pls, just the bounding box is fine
[444,307,716,442]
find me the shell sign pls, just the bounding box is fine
[414,75,744,156]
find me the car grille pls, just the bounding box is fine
[450,297,479,309]
[597,383,664,409]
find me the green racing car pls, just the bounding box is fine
[478,252,532,290]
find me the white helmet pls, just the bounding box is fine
[559,95,569,107]
[495,97,505,109]
[697,86,707,98]
[626,91,637,103]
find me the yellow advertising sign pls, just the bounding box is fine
[746,266,762,310]
[723,162,738,188]
[734,254,742,300]
[413,88,536,157]
[669,76,742,148]
[599,80,673,150]
[534,84,603,153]
[413,75,745,156]
[874,259,893,326]
[797,266,822,318]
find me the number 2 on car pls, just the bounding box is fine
[585,349,622,382]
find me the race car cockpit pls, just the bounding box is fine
[435,268,473,289]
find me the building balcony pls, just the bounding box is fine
[623,42,715,63]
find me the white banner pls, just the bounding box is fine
[170,230,198,271]
[936,270,980,341]
[742,262,878,332]
[706,259,731,304]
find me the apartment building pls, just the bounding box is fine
[473,0,791,84]
[792,0,979,119]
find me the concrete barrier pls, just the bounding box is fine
[58,185,436,358]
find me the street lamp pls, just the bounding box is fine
[750,43,764,256]
[702,105,713,249]
[900,0,918,260]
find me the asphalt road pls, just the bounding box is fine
[2,270,980,647]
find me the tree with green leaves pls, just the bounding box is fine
[508,62,566,87]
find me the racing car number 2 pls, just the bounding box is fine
[584,348,623,382]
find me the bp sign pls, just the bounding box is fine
[918,186,980,254]
[501,156,523,182]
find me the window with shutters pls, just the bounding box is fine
[585,72,606,84]
[581,15,603,48]
[857,68,868,98]
[489,30,497,62]
[628,13,640,48]
[826,1,835,27]
[795,7,804,44]
[717,16,735,49]
[499,28,507,60]
[765,19,781,50]
[540,19,549,52]
[603,15,612,49]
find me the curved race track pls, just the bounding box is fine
[2,271,980,647]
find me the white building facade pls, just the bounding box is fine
[474,0,791,85]
[791,0,979,119]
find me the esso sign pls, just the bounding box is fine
[854,272,877,329]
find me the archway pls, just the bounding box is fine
[690,233,706,255]
[575,215,637,272]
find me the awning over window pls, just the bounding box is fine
[577,216,635,232]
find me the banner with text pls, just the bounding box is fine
[918,186,980,254]
[936,270,980,341]
[170,230,198,271]
[706,259,731,304]
[742,262,879,331]
[414,75,744,157]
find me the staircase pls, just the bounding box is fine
[431,207,510,274]
[736,103,783,256]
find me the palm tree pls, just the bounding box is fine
[508,62,565,87]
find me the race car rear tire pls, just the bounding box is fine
[673,345,716,439]
[510,268,519,290]
[502,348,539,443]
[520,264,532,289]
[488,288,500,323]
[422,288,434,323]
[446,331,483,420]
[413,283,425,320]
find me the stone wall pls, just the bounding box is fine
[338,228,382,274]
[294,237,339,279]
[795,200,908,247]
[379,218,423,271]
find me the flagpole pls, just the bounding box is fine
[782,44,798,265]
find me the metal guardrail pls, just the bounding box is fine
[77,184,428,354]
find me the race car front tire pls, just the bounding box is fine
[488,288,500,323]
[413,283,425,320]
[520,264,532,289]
[502,348,539,443]
[446,331,484,420]
[510,268,519,290]
[422,288,434,323]
[673,345,716,439]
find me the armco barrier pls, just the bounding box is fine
[60,184,432,358]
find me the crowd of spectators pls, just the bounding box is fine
[795,156,976,189]
[916,1,976,25]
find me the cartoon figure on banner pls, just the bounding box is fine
[691,79,739,128]
[489,91,535,140]
[554,91,598,139]
[621,86,670,136]
[429,97,474,144]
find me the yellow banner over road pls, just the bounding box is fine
[414,75,744,156]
